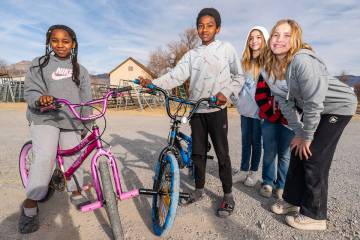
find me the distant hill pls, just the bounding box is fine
[90,73,110,85]
[2,60,31,77]
[10,60,31,72]
[336,75,360,87]
[2,60,111,85]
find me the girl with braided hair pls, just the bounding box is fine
[19,25,92,234]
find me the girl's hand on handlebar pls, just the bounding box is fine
[38,95,54,107]
[138,76,153,88]
[214,92,227,106]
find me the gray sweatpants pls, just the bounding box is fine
[26,124,84,200]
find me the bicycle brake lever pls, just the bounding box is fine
[39,104,58,112]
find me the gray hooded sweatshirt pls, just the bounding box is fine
[24,54,92,130]
[274,49,358,141]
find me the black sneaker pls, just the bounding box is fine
[179,189,204,205]
[217,197,235,218]
[18,208,39,234]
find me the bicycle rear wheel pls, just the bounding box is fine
[152,152,180,236]
[18,141,55,202]
[98,156,124,240]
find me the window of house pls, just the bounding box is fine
[128,66,133,71]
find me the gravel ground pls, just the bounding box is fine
[0,103,359,240]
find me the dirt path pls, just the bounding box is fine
[0,103,359,240]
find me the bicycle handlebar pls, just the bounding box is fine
[36,86,133,121]
[133,79,218,121]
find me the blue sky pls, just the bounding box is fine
[1,0,359,75]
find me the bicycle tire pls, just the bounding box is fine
[98,156,124,240]
[152,152,180,236]
[18,141,55,202]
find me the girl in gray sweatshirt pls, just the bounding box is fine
[19,25,92,234]
[266,19,357,231]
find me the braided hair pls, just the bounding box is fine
[34,24,80,87]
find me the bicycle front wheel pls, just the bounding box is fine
[152,152,180,236]
[98,156,124,240]
[18,140,54,202]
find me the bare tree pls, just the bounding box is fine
[147,47,170,78]
[180,28,200,51]
[147,28,199,97]
[0,59,7,75]
[147,28,199,76]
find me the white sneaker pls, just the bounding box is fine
[271,199,300,215]
[274,188,284,200]
[285,214,327,230]
[233,170,248,183]
[259,184,273,198]
[244,171,257,187]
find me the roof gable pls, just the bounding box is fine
[109,57,155,78]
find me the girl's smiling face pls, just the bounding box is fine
[50,29,75,59]
[270,23,292,60]
[248,30,263,52]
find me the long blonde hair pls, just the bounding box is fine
[264,19,313,80]
[242,29,267,80]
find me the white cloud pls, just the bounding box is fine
[0,0,359,75]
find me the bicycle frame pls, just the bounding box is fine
[56,125,140,212]
[166,120,192,169]
[176,131,192,167]
[42,86,141,212]
[134,79,216,170]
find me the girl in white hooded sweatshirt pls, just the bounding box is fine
[232,26,269,187]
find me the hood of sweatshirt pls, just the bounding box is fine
[285,48,325,100]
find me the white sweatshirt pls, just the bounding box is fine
[153,40,244,113]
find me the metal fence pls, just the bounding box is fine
[0,75,166,111]
[92,81,165,111]
[0,74,24,102]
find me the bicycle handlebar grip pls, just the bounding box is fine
[35,97,61,112]
[146,83,156,90]
[39,105,57,112]
[210,96,217,104]
[133,79,156,90]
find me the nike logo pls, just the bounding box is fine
[51,67,73,80]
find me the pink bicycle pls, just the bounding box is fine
[18,86,178,239]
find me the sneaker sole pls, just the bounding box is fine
[259,191,272,198]
[217,211,233,218]
[244,181,257,187]
[233,179,247,184]
[179,195,204,205]
[285,216,327,230]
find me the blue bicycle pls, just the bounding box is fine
[134,80,216,236]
